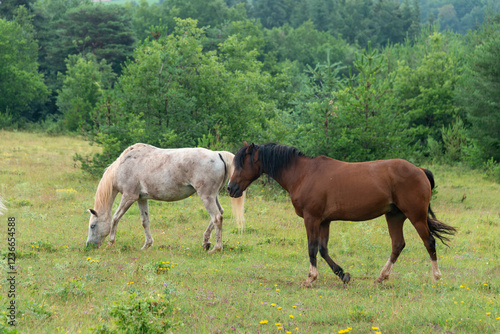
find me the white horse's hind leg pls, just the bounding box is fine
[216,196,224,215]
[209,213,223,254]
[201,196,222,251]
[138,199,153,250]
[200,195,223,253]
[202,222,214,251]
[108,194,137,246]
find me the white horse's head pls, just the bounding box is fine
[86,209,111,248]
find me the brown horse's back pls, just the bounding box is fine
[293,157,431,222]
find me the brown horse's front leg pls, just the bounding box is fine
[301,216,320,288]
[301,263,318,288]
[302,217,351,287]
[319,221,350,284]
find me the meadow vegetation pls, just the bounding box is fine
[0,131,499,333]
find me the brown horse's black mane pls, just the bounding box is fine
[234,143,307,178]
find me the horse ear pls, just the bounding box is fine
[243,140,249,146]
[88,209,98,217]
[246,143,255,153]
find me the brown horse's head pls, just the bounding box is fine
[227,143,262,198]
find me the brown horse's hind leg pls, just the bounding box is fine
[408,214,441,281]
[376,211,406,283]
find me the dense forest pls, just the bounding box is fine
[0,0,499,179]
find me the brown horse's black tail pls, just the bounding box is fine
[424,169,457,246]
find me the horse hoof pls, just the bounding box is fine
[301,281,312,288]
[208,247,222,254]
[342,273,351,284]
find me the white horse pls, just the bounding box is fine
[86,143,245,252]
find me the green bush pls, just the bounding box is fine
[91,285,180,333]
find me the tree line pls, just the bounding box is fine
[0,0,499,180]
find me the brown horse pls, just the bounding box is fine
[227,143,456,287]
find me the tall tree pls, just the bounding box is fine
[251,0,292,29]
[57,3,136,74]
[0,0,35,20]
[57,54,115,132]
[393,32,463,149]
[0,11,48,125]
[31,0,88,119]
[330,45,409,161]
[456,16,500,161]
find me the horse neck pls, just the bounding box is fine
[93,164,119,219]
[94,189,118,219]
[268,156,310,195]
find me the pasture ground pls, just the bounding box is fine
[0,130,499,333]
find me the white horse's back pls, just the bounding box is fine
[114,144,227,202]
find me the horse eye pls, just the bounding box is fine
[91,224,96,229]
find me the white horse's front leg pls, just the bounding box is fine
[138,200,153,249]
[108,194,137,246]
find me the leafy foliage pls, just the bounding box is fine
[81,18,286,171]
[456,15,500,162]
[91,286,179,334]
[56,3,136,74]
[57,54,115,132]
[0,9,49,124]
[1,0,499,172]
[393,32,463,150]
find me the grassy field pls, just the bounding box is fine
[0,131,499,333]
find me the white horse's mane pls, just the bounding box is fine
[94,144,144,212]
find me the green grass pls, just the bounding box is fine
[0,131,499,333]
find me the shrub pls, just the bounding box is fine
[91,285,180,333]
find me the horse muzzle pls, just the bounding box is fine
[86,239,101,249]
[227,183,243,198]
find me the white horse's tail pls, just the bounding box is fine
[218,151,246,232]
